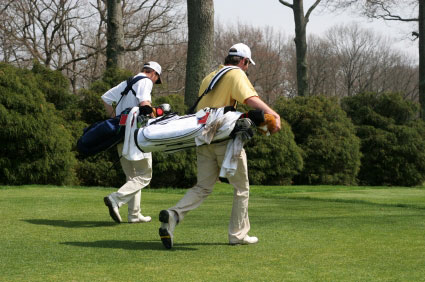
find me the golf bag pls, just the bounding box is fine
[76,111,127,157]
[76,76,149,158]
[134,107,264,154]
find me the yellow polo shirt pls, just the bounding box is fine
[196,65,258,111]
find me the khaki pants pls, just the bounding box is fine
[170,141,250,241]
[110,143,152,218]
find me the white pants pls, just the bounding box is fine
[110,143,152,218]
[170,141,250,241]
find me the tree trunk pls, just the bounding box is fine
[106,0,124,69]
[419,0,425,119]
[293,1,309,96]
[185,0,214,109]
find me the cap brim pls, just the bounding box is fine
[249,58,256,65]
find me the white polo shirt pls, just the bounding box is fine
[101,73,153,115]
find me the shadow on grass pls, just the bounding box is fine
[61,240,227,251]
[23,219,116,228]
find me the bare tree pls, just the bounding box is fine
[185,0,214,109]
[304,23,419,100]
[214,23,293,102]
[278,0,322,96]
[0,0,184,91]
[0,0,93,67]
[326,0,424,117]
[327,24,382,97]
[307,35,336,96]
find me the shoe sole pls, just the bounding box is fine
[128,218,152,224]
[159,210,173,249]
[229,239,259,245]
[104,197,121,223]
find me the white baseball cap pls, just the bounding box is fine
[143,61,162,84]
[228,43,256,65]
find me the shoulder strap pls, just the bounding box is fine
[187,66,239,114]
[114,75,148,111]
[121,75,147,97]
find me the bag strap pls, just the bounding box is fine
[114,75,148,112]
[121,75,147,96]
[187,66,240,114]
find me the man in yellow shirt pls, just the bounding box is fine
[158,43,281,249]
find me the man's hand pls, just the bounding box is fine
[244,96,281,134]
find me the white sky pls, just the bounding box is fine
[213,0,418,61]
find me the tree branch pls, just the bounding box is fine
[278,0,293,9]
[305,0,322,21]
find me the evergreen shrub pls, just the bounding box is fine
[0,63,76,185]
[275,96,361,185]
[245,119,303,185]
[342,92,425,186]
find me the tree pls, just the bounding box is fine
[184,0,214,110]
[304,24,419,100]
[327,0,425,119]
[214,23,292,102]
[420,1,425,119]
[0,0,98,91]
[106,0,125,69]
[278,0,322,96]
[0,0,184,92]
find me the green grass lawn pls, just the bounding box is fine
[1,184,425,281]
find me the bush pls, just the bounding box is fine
[151,149,197,188]
[342,92,425,186]
[275,96,361,185]
[31,61,77,111]
[245,120,303,185]
[0,63,76,185]
[75,150,125,187]
[153,94,187,115]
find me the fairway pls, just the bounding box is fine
[1,185,425,281]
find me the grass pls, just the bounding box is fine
[1,184,425,281]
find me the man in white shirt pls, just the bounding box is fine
[101,61,162,224]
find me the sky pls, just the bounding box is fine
[213,0,418,61]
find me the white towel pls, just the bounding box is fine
[195,108,241,146]
[122,107,151,160]
[219,134,244,178]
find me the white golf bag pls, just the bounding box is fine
[134,107,249,153]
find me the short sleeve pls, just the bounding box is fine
[229,70,258,103]
[134,77,153,103]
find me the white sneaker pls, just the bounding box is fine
[158,210,178,249]
[229,235,259,245]
[128,214,152,223]
[104,195,122,223]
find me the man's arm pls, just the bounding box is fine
[139,101,151,107]
[244,96,281,133]
[103,101,116,118]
